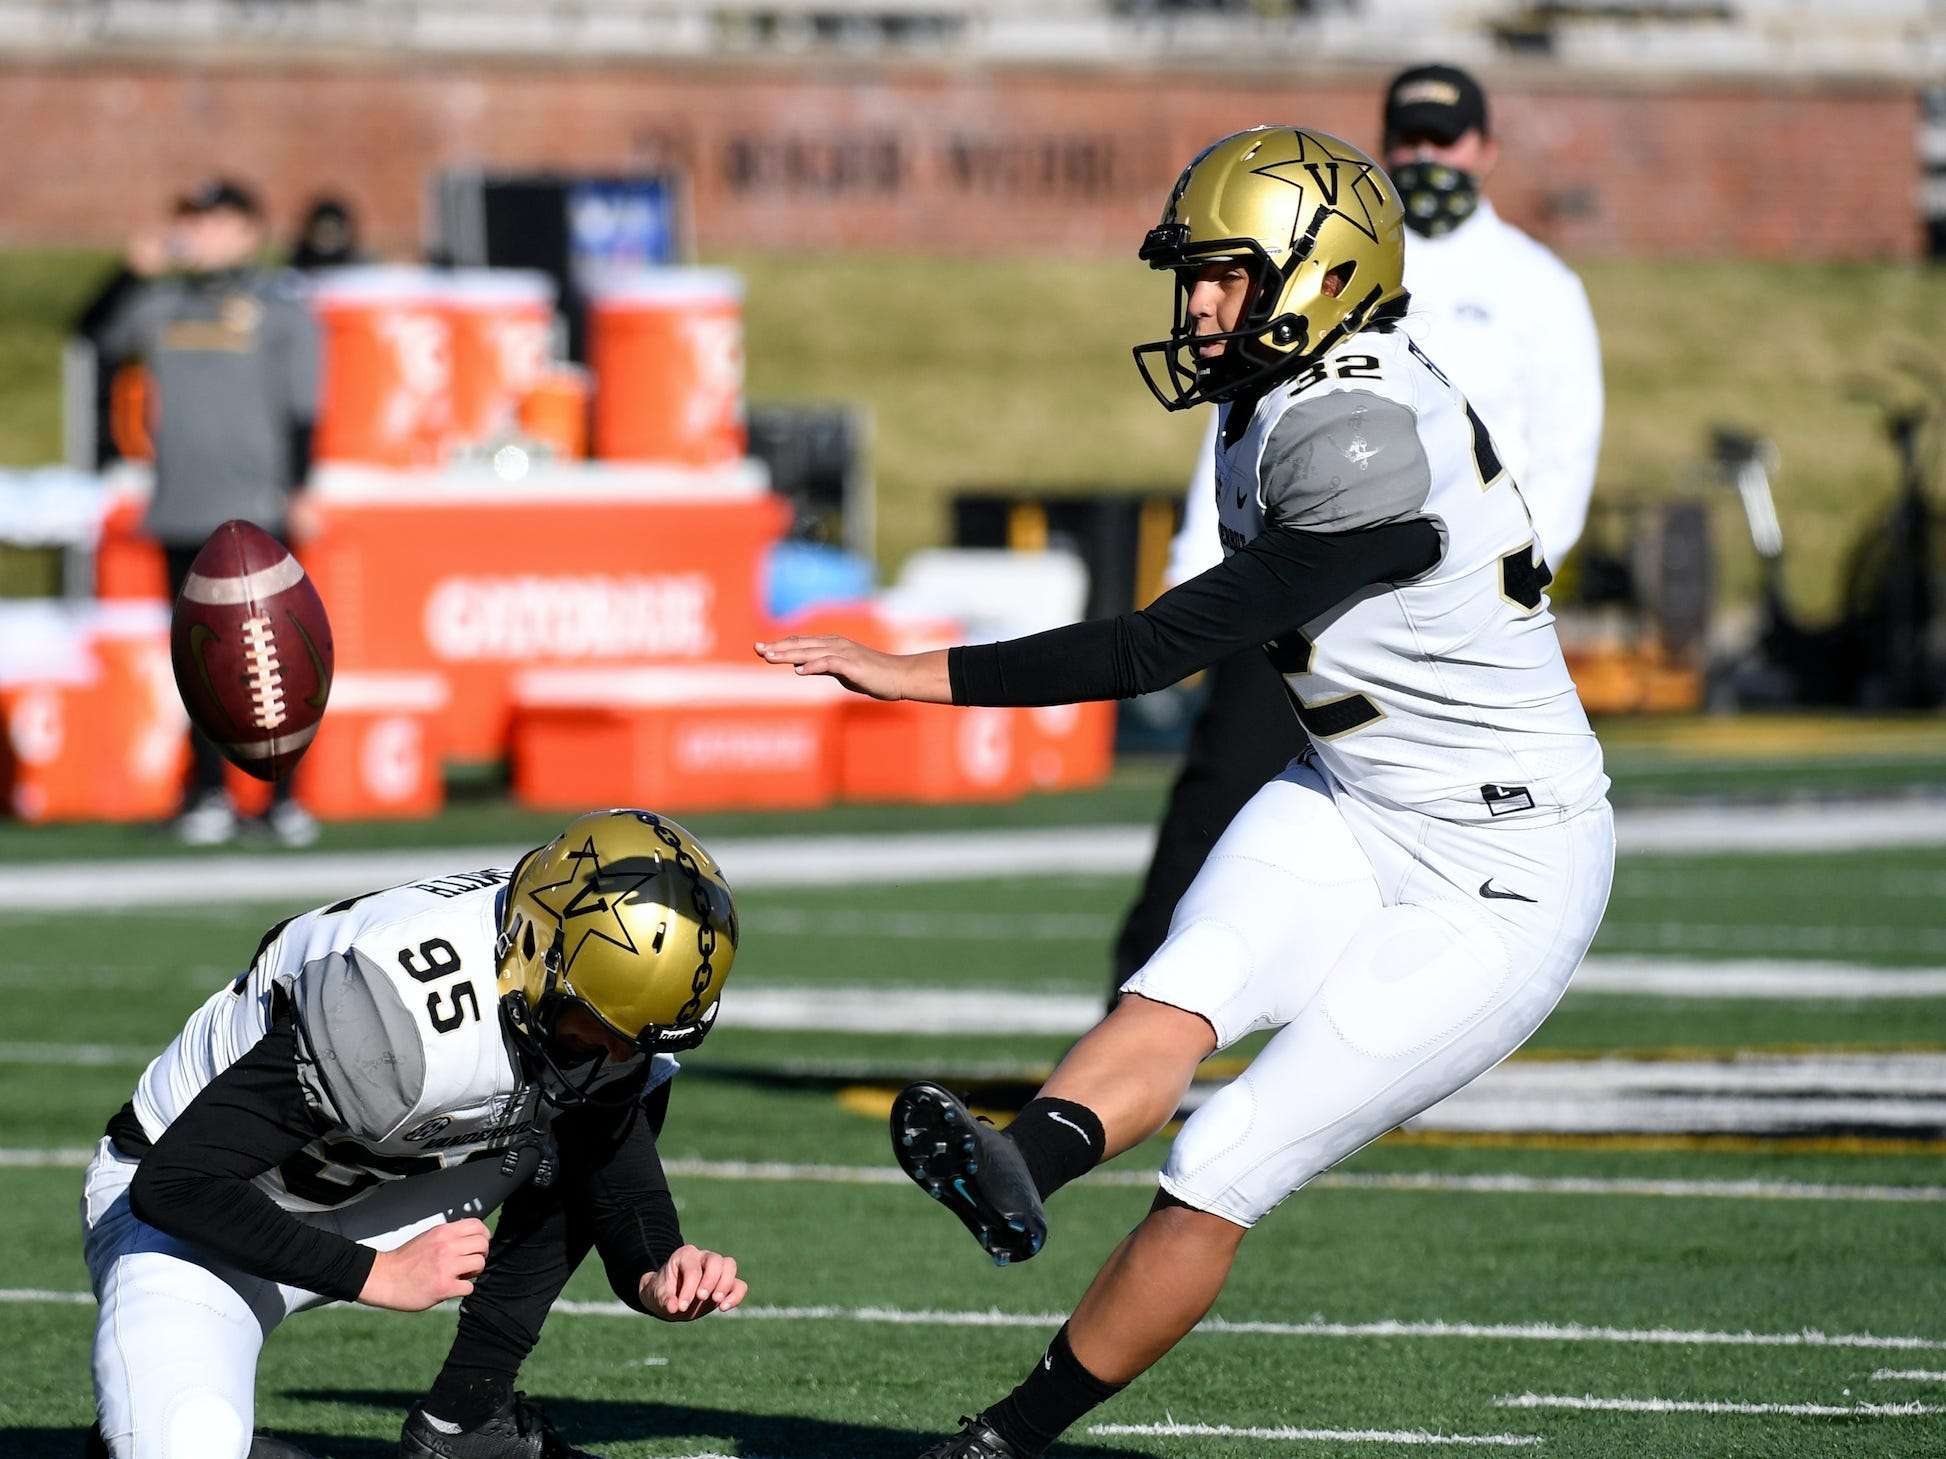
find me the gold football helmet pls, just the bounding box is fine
[1133,126,1407,410]
[497,808,738,1105]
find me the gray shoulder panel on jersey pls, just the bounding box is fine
[292,947,426,1142]
[1259,389,1433,534]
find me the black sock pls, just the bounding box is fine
[1006,1098,1105,1200]
[983,1324,1126,1454]
[423,1365,514,1431]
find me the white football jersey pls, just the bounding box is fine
[129,870,672,1215]
[1213,325,1608,824]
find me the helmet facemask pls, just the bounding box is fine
[1134,233,1327,410]
[499,925,659,1111]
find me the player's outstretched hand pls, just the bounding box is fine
[357,1217,491,1312]
[755,636,957,703]
[756,635,917,701]
[640,1244,747,1322]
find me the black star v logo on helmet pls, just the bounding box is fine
[525,837,662,977]
[1248,133,1391,245]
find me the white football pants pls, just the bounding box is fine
[1123,759,1614,1226]
[80,1141,513,1459]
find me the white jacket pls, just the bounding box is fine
[1169,198,1603,585]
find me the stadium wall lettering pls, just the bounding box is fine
[0,61,1919,260]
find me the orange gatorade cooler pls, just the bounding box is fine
[519,365,591,461]
[93,489,167,601]
[295,672,449,820]
[312,267,454,467]
[589,269,745,466]
[0,604,105,822]
[89,602,189,820]
[445,270,555,447]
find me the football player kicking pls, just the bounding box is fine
[81,810,748,1459]
[757,127,1613,1457]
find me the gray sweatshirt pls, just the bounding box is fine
[98,267,321,546]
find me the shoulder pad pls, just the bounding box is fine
[293,947,428,1140]
[1259,386,1432,534]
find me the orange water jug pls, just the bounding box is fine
[312,267,453,467]
[446,269,554,447]
[588,269,745,466]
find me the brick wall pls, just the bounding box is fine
[1,59,1921,259]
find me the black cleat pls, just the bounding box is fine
[890,1081,1045,1265]
[914,1416,1038,1459]
[400,1393,599,1459]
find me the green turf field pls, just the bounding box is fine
[3,784,1944,1457]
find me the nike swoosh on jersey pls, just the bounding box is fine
[1479,880,1538,903]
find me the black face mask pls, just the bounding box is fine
[1392,161,1480,239]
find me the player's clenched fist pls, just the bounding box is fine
[358,1218,491,1312]
[640,1244,747,1322]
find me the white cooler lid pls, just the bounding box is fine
[515,664,846,709]
[326,672,451,714]
[584,266,744,306]
[0,602,100,687]
[440,269,556,308]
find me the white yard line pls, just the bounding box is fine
[0,828,1150,913]
[1873,1369,1946,1382]
[7,1148,1944,1203]
[0,1040,152,1067]
[1600,923,1946,958]
[0,1288,92,1305]
[1087,1421,1541,1447]
[755,908,1115,941]
[0,1148,92,1166]
[6,797,1944,913]
[1616,800,1946,853]
[1496,1392,1943,1417]
[1569,958,1946,998]
[724,986,1104,1034]
[5,1286,1941,1354]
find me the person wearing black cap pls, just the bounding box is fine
[97,179,323,848]
[1383,62,1604,566]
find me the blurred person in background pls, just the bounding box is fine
[1106,62,1604,1000]
[97,178,324,848]
[288,194,367,271]
[1383,62,1603,562]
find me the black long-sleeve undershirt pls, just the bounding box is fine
[122,1018,684,1307]
[948,519,1441,708]
[127,1012,376,1302]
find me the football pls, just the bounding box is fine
[169,520,334,782]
